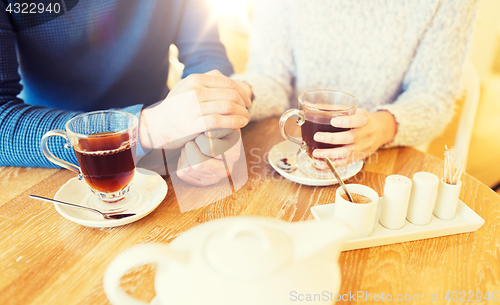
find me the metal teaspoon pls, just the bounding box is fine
[29,195,136,220]
[324,158,354,202]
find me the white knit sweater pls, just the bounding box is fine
[233,0,477,147]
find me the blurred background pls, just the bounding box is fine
[177,0,500,192]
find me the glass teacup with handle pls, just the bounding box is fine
[41,110,139,211]
[279,89,358,179]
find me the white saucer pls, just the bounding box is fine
[53,168,168,228]
[268,141,363,186]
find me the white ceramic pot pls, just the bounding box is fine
[334,184,380,239]
[104,216,351,305]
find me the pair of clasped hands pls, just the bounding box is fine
[138,70,251,186]
[139,70,395,186]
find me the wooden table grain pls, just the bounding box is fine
[0,117,499,305]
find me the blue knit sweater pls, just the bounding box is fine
[0,0,233,167]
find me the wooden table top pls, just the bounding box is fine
[1,117,499,305]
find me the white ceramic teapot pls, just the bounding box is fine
[103,216,350,305]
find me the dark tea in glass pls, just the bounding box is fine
[75,132,136,194]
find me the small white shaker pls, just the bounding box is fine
[433,178,462,220]
[379,175,412,229]
[406,172,439,225]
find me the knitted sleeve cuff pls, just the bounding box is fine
[376,94,455,149]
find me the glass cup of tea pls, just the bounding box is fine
[41,110,138,204]
[279,89,358,178]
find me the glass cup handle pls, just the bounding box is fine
[279,109,305,146]
[40,130,81,175]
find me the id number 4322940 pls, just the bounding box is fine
[443,291,498,302]
[5,2,61,14]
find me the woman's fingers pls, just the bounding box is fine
[314,130,354,145]
[314,126,371,145]
[313,131,376,159]
[306,109,393,169]
[330,110,369,129]
[314,111,370,146]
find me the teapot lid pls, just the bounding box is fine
[203,221,293,280]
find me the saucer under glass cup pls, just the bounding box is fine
[279,89,358,179]
[41,110,140,213]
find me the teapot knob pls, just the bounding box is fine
[204,220,293,280]
[223,221,271,249]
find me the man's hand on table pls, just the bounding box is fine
[138,70,251,150]
[312,109,397,167]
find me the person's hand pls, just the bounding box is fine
[177,130,242,186]
[312,109,397,167]
[235,81,253,106]
[139,70,251,150]
[168,70,252,108]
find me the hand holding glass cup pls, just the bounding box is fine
[279,89,358,178]
[41,111,138,211]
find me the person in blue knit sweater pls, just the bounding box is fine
[0,0,252,186]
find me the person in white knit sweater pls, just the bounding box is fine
[234,0,477,167]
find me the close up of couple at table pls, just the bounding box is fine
[2,0,499,305]
[0,0,476,182]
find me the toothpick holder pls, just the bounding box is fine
[433,178,462,220]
